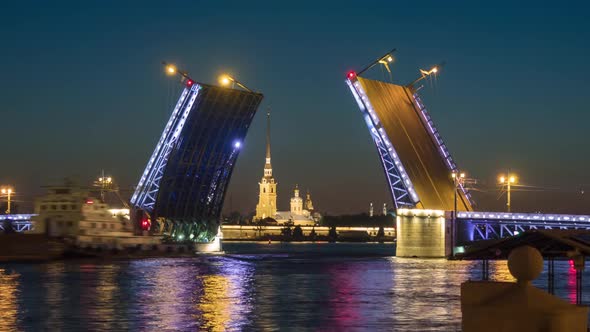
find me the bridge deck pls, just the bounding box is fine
[357,77,471,211]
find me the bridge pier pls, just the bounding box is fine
[396,209,452,258]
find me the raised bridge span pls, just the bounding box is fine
[344,59,587,257]
[130,79,263,242]
[346,74,472,211]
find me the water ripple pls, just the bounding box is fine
[0,243,587,331]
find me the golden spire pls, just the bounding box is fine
[264,109,272,178]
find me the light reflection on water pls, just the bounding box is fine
[0,243,588,331]
[0,267,19,331]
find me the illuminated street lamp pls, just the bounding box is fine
[499,173,517,212]
[377,54,395,73]
[355,48,397,77]
[450,171,466,257]
[165,64,177,75]
[1,186,14,214]
[408,62,445,87]
[219,75,231,86]
[162,61,195,87]
[218,74,253,92]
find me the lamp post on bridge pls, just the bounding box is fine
[498,173,517,212]
[1,186,14,214]
[356,48,396,77]
[407,63,444,88]
[451,171,465,257]
[162,61,197,89]
[219,74,254,93]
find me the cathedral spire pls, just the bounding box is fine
[264,109,272,178]
[266,110,271,161]
[255,108,277,221]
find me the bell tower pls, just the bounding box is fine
[290,184,303,215]
[304,190,314,211]
[255,110,277,220]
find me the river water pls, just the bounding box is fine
[0,242,587,331]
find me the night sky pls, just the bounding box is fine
[1,1,589,215]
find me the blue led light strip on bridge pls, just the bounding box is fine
[458,211,590,223]
[0,214,35,232]
[346,78,419,208]
[458,211,590,241]
[131,84,202,213]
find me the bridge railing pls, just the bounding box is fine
[458,211,590,241]
[458,211,590,223]
[0,214,35,233]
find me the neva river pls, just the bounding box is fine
[0,242,587,331]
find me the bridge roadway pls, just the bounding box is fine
[354,77,472,211]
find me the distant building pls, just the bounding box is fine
[254,111,277,220]
[275,185,318,226]
[253,111,319,225]
[290,185,303,214]
[305,190,314,211]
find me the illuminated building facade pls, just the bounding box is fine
[254,112,277,220]
[275,186,318,226]
[289,185,303,215]
[252,112,318,225]
[131,82,263,242]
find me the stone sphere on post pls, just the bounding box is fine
[507,245,543,284]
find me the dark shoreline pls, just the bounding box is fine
[0,234,397,263]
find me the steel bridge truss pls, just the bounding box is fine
[130,85,201,214]
[160,144,241,240]
[346,78,418,208]
[459,211,590,241]
[133,82,264,243]
[0,214,35,232]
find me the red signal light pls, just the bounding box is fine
[141,218,150,230]
[347,71,356,79]
[186,79,194,87]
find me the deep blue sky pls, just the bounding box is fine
[1,1,589,214]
